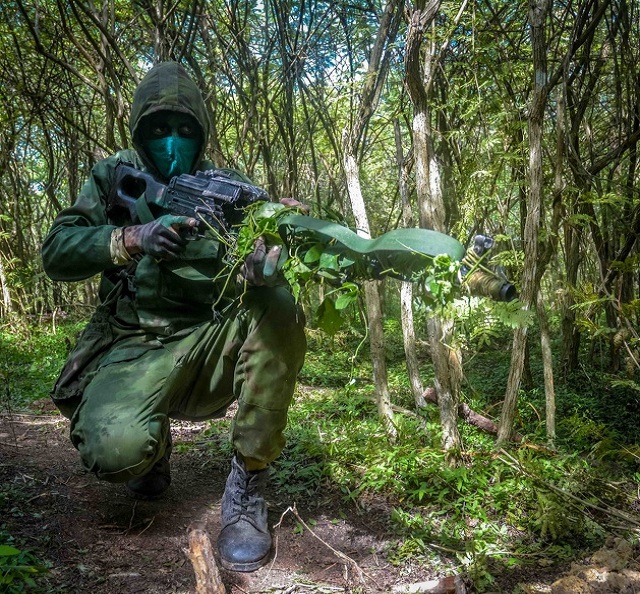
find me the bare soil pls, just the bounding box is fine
[0,399,441,594]
[1,398,614,594]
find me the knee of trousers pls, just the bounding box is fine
[71,413,168,483]
[241,287,306,354]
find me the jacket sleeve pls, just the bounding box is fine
[42,157,118,282]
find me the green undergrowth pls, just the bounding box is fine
[0,318,83,412]
[0,532,49,594]
[2,319,640,591]
[267,385,636,589]
[0,486,52,593]
[270,329,640,589]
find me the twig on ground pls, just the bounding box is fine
[0,441,25,447]
[26,492,49,503]
[137,516,155,537]
[127,501,138,532]
[280,583,343,593]
[273,504,368,586]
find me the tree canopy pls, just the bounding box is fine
[2,0,640,437]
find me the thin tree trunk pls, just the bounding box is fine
[537,293,556,443]
[498,0,550,444]
[0,255,13,316]
[394,119,426,409]
[401,283,427,408]
[343,150,396,439]
[405,0,462,459]
[340,0,402,441]
[365,281,395,432]
[427,318,462,462]
[536,83,566,445]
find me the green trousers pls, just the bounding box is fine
[68,286,306,483]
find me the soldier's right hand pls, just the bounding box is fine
[125,215,198,260]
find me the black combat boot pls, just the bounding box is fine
[217,455,271,572]
[125,434,172,500]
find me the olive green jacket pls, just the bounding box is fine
[42,62,229,336]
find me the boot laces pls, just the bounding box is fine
[228,460,266,528]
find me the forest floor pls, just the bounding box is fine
[0,398,634,594]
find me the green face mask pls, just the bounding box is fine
[146,134,200,179]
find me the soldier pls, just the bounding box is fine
[42,61,307,572]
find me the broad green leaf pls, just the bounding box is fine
[316,298,343,335]
[303,243,324,264]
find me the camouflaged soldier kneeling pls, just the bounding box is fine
[41,61,306,573]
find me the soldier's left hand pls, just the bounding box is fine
[239,236,287,287]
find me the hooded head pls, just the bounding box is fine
[129,62,211,180]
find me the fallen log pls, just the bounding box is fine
[186,523,226,594]
[423,387,522,443]
[391,574,471,593]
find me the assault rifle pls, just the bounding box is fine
[108,163,516,301]
[108,163,269,235]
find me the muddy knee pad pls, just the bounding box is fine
[71,412,169,483]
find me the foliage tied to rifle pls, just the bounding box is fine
[225,201,464,334]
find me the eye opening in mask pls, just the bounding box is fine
[140,111,201,142]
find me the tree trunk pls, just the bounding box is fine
[537,293,556,444]
[405,0,462,459]
[343,150,396,439]
[427,318,462,463]
[340,0,403,440]
[401,283,427,409]
[394,118,426,409]
[498,0,550,444]
[0,254,13,317]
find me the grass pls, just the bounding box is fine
[0,319,83,411]
[2,317,640,591]
[0,534,49,594]
[0,471,53,593]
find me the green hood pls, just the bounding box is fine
[129,61,211,178]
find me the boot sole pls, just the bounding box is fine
[219,552,270,572]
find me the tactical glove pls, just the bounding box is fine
[238,198,307,287]
[239,236,287,287]
[125,215,198,261]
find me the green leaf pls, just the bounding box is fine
[319,251,340,271]
[303,243,324,264]
[0,545,21,556]
[316,298,343,335]
[334,291,358,310]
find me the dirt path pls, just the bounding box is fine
[6,401,638,594]
[0,401,433,594]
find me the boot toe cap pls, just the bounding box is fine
[218,521,271,572]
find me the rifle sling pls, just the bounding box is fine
[135,193,156,224]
